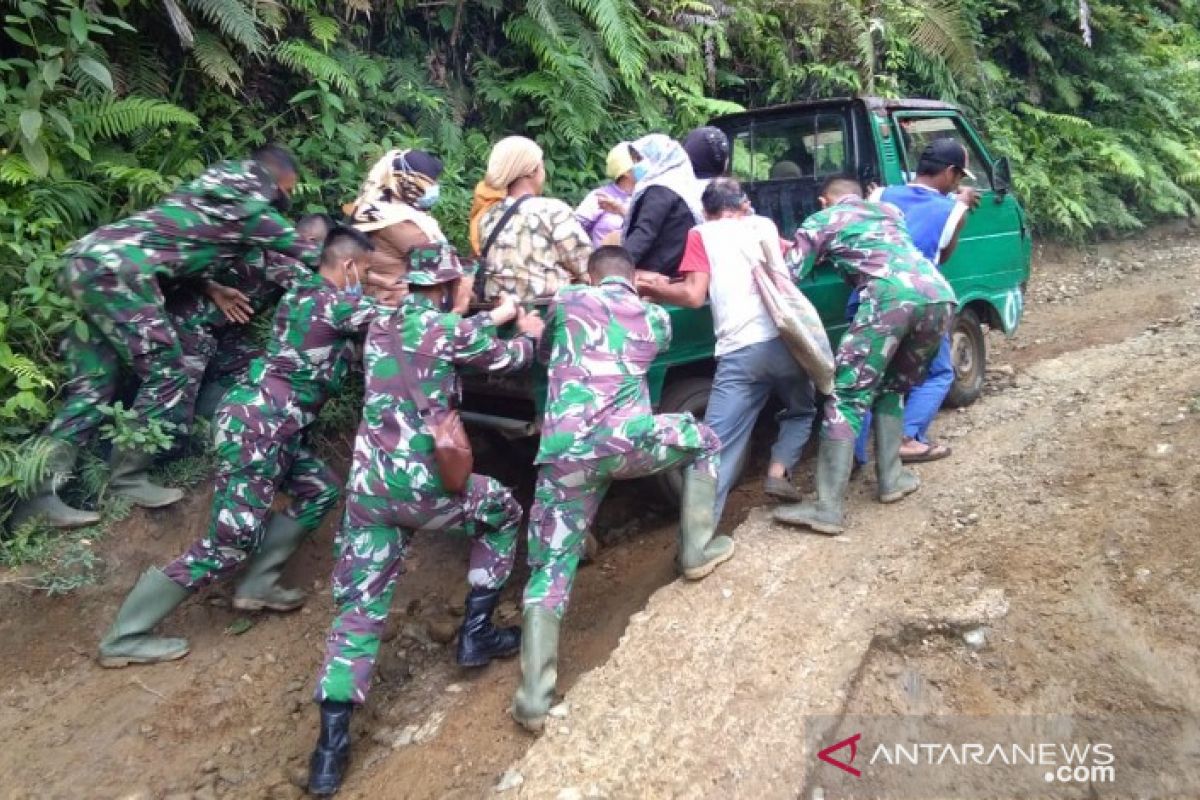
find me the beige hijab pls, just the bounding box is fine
[346,149,446,242]
[469,136,544,254]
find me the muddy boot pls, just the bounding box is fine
[108,446,184,509]
[233,513,309,612]
[678,468,735,580]
[874,413,921,504]
[456,587,521,667]
[512,607,560,733]
[97,568,191,667]
[307,700,353,796]
[773,439,855,535]
[9,441,99,530]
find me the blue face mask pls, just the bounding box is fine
[343,261,363,298]
[415,184,440,210]
[631,162,650,182]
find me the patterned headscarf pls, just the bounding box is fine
[347,149,445,241]
[626,133,705,227]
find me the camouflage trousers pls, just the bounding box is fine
[44,258,191,447]
[523,412,720,619]
[316,471,523,705]
[161,431,339,590]
[824,277,955,441]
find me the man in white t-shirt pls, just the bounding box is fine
[637,178,816,521]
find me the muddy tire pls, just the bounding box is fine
[651,375,714,507]
[945,307,986,408]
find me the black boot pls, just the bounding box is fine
[455,587,521,668]
[307,701,353,796]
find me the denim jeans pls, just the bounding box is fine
[853,333,954,462]
[704,336,816,521]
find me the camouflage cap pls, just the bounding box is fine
[406,243,474,285]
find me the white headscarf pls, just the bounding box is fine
[626,133,705,227]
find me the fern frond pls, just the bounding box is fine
[186,0,267,55]
[27,181,105,228]
[898,0,976,77]
[274,41,358,97]
[307,14,339,50]
[0,155,37,186]
[72,97,199,140]
[0,436,64,498]
[191,31,244,90]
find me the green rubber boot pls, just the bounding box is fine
[9,441,99,530]
[874,412,921,504]
[233,513,309,612]
[678,468,735,580]
[511,607,561,733]
[98,567,191,668]
[773,438,855,535]
[108,446,184,509]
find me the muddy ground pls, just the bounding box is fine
[1,228,1198,800]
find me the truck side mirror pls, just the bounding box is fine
[993,156,1013,198]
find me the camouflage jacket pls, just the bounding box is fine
[348,296,535,496]
[167,249,310,335]
[67,160,318,281]
[535,276,671,464]
[787,197,955,303]
[218,272,378,448]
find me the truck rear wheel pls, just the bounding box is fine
[651,376,713,507]
[944,307,986,408]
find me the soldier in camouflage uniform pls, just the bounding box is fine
[774,176,956,536]
[306,245,543,797]
[511,246,732,733]
[97,227,380,671]
[13,146,319,531]
[168,214,334,422]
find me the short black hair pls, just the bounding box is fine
[253,144,299,176]
[820,174,863,201]
[320,225,374,266]
[588,245,635,280]
[296,213,334,241]
[701,177,747,216]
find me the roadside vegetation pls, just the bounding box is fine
[3,0,1199,582]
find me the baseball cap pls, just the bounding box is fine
[920,138,976,181]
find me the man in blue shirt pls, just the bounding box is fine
[852,138,979,464]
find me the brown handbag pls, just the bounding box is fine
[391,313,474,494]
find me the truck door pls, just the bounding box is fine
[889,111,1030,331]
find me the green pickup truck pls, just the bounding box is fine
[462,96,1032,502]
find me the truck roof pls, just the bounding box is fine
[712,96,960,126]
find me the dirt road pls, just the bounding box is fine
[1,230,1198,799]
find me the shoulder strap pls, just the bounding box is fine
[389,308,433,415]
[481,194,532,260]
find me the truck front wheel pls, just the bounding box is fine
[651,375,714,507]
[944,307,986,408]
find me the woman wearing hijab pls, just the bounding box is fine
[622,133,704,277]
[682,126,732,187]
[575,142,637,248]
[477,136,592,302]
[344,149,447,287]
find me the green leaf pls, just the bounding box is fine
[70,7,86,44]
[19,109,42,141]
[224,618,254,635]
[74,318,89,342]
[18,137,46,175]
[46,107,73,141]
[76,57,113,91]
[4,26,34,47]
[41,57,63,87]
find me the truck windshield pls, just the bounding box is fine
[727,111,851,182]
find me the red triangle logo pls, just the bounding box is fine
[818,732,863,777]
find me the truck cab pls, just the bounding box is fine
[461,97,1033,502]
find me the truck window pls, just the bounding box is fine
[895,116,994,191]
[730,112,851,182]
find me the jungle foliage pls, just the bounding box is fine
[1,0,1199,522]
